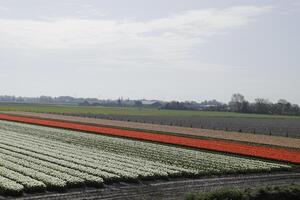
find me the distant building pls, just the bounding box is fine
[141,100,162,107]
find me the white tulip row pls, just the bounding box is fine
[0,157,66,190]
[0,166,45,192]
[0,138,118,182]
[0,136,139,181]
[0,153,84,188]
[0,129,190,178]
[0,121,195,173]
[0,123,193,175]
[0,129,192,177]
[0,175,24,196]
[0,145,104,186]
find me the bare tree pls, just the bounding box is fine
[229,93,247,112]
[254,98,272,114]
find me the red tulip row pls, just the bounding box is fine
[0,113,299,164]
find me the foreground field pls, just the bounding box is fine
[0,120,294,197]
[3,111,300,149]
[10,173,300,200]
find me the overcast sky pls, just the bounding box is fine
[0,0,299,103]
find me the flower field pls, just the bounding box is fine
[0,120,293,196]
[0,113,299,164]
[4,111,300,149]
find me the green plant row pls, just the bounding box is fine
[185,184,300,200]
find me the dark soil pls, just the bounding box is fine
[81,114,300,138]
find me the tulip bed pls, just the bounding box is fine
[0,114,299,164]
[0,120,294,196]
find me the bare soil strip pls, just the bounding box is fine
[2,111,300,149]
[10,172,300,200]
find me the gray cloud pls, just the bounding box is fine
[0,6,271,71]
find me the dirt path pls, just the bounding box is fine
[2,111,300,149]
[9,172,300,200]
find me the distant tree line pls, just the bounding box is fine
[162,100,227,111]
[161,94,300,116]
[228,93,300,116]
[1,94,299,116]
